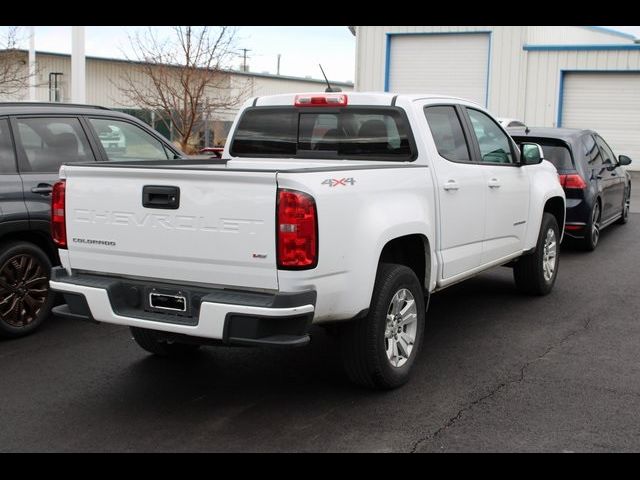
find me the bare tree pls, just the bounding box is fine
[0,27,33,97]
[115,26,252,153]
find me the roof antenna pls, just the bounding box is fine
[319,64,341,92]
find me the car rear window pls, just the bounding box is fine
[230,107,416,161]
[512,137,574,170]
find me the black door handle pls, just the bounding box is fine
[142,185,180,209]
[31,183,53,195]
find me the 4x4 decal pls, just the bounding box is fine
[322,177,356,187]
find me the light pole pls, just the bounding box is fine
[28,26,36,101]
[71,26,86,103]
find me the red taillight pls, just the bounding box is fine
[51,180,67,249]
[277,189,317,269]
[294,94,348,107]
[558,173,587,190]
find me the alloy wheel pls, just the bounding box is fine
[542,228,557,282]
[592,203,601,246]
[0,254,49,327]
[384,288,418,368]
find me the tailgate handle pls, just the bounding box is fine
[142,186,180,209]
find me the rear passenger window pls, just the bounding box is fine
[15,117,95,173]
[424,106,470,162]
[0,119,17,173]
[89,118,171,161]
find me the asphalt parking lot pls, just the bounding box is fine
[1,190,639,452]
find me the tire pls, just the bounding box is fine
[580,201,601,251]
[616,191,630,225]
[513,213,560,296]
[0,241,55,338]
[130,327,201,357]
[338,263,426,390]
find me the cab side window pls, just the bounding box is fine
[424,106,471,162]
[15,117,95,173]
[466,108,515,165]
[0,119,17,174]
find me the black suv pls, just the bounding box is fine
[509,127,632,251]
[0,103,183,337]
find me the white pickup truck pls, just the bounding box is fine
[50,92,565,389]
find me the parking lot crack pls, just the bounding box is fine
[409,317,593,453]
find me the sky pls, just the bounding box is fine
[2,26,639,84]
[2,26,357,83]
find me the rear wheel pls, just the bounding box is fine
[130,327,201,357]
[513,213,560,296]
[581,201,601,251]
[0,242,54,338]
[339,263,425,390]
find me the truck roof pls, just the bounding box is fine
[253,91,484,108]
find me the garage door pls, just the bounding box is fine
[387,33,490,106]
[561,72,640,170]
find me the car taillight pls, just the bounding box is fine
[558,173,587,190]
[51,180,67,249]
[294,94,348,107]
[277,189,317,269]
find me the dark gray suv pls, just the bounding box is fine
[0,102,183,337]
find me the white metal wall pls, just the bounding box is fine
[561,72,640,168]
[527,26,634,45]
[523,49,640,128]
[354,26,634,119]
[387,33,490,105]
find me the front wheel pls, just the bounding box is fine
[513,213,560,296]
[339,263,426,390]
[616,191,630,225]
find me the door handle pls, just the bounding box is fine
[488,178,501,189]
[31,183,53,195]
[443,180,460,191]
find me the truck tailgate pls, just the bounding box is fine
[63,165,278,290]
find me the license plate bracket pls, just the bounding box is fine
[145,287,192,316]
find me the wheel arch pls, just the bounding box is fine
[378,233,431,294]
[543,196,566,234]
[0,230,59,265]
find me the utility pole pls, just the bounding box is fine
[28,26,36,101]
[277,54,281,75]
[71,26,86,103]
[240,48,251,72]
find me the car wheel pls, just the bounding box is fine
[513,213,560,296]
[581,201,601,251]
[339,263,426,390]
[0,241,55,338]
[616,191,630,225]
[130,327,201,357]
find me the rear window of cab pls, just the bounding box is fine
[230,107,417,161]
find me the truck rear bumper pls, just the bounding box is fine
[49,267,316,347]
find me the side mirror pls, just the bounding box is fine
[619,155,632,166]
[520,142,544,165]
